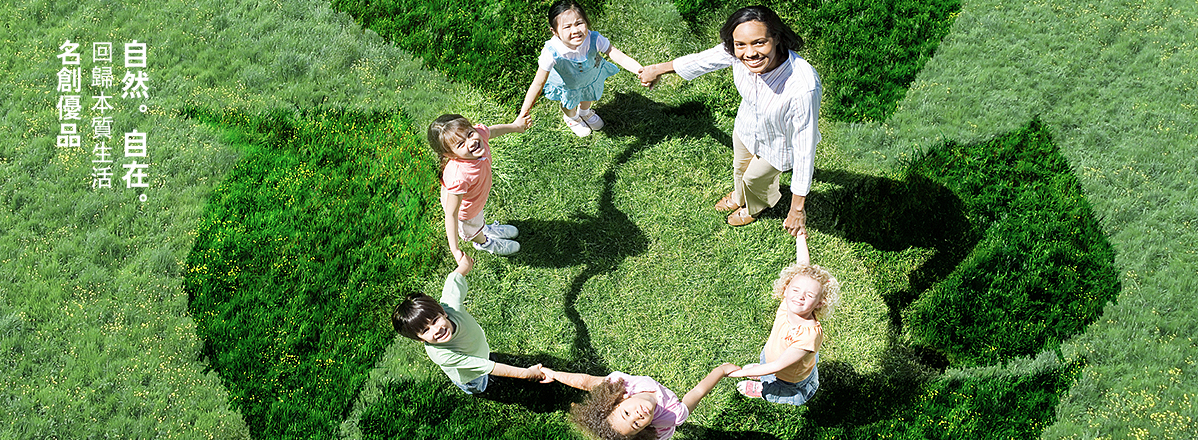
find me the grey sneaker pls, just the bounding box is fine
[483,222,518,240]
[563,113,591,137]
[579,108,604,131]
[473,237,520,256]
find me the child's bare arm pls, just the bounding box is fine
[489,117,529,137]
[637,61,674,88]
[606,46,643,74]
[795,225,810,266]
[452,251,473,276]
[491,362,547,381]
[539,367,603,390]
[442,188,467,261]
[682,363,740,412]
[518,69,552,121]
[727,346,811,378]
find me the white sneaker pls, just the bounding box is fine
[579,108,604,131]
[483,222,518,240]
[473,237,520,256]
[563,114,591,137]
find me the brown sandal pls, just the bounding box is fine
[726,208,757,226]
[714,192,740,212]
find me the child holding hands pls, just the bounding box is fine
[726,229,840,405]
[391,253,545,394]
[518,0,645,137]
[540,363,740,439]
[428,113,528,257]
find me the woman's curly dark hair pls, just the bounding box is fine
[569,378,657,440]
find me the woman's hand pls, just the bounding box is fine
[638,62,671,88]
[783,208,806,237]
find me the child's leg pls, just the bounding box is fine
[465,211,520,255]
[576,101,603,130]
[560,104,591,137]
[760,353,819,406]
[459,213,487,244]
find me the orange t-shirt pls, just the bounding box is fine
[760,304,823,383]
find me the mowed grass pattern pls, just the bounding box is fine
[0,0,1194,439]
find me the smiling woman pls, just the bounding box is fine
[638,5,820,238]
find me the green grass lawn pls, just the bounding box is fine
[2,0,1195,438]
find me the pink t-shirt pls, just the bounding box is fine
[605,371,688,439]
[441,124,492,221]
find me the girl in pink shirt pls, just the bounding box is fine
[428,114,528,258]
[539,364,739,440]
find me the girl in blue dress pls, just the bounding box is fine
[517,0,645,137]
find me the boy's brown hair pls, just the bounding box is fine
[392,293,446,340]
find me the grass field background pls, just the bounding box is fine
[1,0,1194,438]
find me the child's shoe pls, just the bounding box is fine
[563,113,592,137]
[474,236,520,256]
[483,221,518,240]
[736,380,763,398]
[578,108,604,131]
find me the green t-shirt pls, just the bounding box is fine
[424,272,496,384]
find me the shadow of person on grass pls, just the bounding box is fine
[478,352,586,413]
[806,168,979,336]
[507,92,733,378]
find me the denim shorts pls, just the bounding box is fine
[452,373,490,395]
[759,351,820,406]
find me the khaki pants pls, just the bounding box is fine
[731,133,783,216]
[458,210,485,241]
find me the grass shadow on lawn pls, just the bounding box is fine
[508,92,733,376]
[480,353,589,413]
[807,168,978,338]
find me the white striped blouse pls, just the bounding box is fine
[673,45,822,196]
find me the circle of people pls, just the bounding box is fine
[393,3,841,439]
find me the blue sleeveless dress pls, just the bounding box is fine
[541,31,621,110]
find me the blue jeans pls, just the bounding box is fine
[759,351,820,406]
[452,374,490,395]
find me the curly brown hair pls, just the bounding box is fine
[569,378,657,440]
[772,262,841,321]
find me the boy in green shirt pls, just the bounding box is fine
[392,253,545,393]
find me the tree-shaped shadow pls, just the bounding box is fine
[506,92,732,376]
[808,168,980,336]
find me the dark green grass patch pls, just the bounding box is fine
[332,0,605,103]
[360,373,578,439]
[846,360,1083,439]
[903,119,1120,367]
[181,107,441,439]
[676,0,960,123]
[816,119,1118,368]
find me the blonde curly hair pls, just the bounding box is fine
[771,262,841,321]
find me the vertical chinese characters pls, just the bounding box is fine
[91,41,115,188]
[57,39,151,196]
